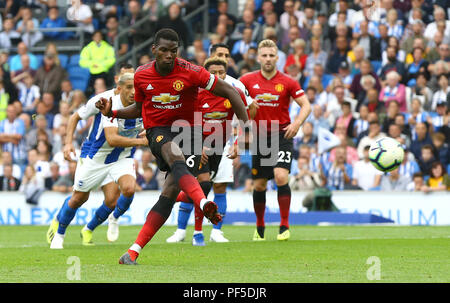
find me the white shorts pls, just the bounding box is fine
[212,140,234,183]
[73,157,136,192]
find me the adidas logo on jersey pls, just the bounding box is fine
[253,84,260,89]
[146,84,154,90]
[202,103,210,108]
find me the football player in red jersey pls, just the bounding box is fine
[240,39,311,241]
[167,57,250,245]
[96,28,249,265]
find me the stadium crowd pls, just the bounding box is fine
[0,0,449,201]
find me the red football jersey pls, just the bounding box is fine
[240,70,304,132]
[199,87,247,142]
[134,58,218,129]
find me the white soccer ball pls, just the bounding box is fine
[368,137,405,172]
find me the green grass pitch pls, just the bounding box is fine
[0,225,448,283]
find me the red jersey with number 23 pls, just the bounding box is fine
[240,70,304,132]
[134,58,218,129]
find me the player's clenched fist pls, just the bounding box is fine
[95,97,113,117]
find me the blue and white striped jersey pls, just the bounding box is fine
[82,94,143,164]
[77,89,116,159]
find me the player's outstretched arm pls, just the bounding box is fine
[211,78,249,123]
[104,127,148,148]
[96,97,143,119]
[63,112,82,161]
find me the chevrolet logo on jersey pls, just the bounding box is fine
[152,93,180,104]
[255,93,279,102]
[203,111,228,119]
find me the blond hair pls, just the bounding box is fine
[258,39,278,51]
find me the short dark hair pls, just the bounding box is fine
[421,144,434,152]
[412,172,423,179]
[154,28,179,45]
[119,62,134,70]
[210,43,230,55]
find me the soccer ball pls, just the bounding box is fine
[368,137,405,172]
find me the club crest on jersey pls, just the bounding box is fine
[173,80,184,91]
[275,84,284,92]
[224,99,231,109]
[156,135,164,143]
[255,93,279,102]
[152,93,180,104]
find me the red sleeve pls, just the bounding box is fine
[193,65,218,91]
[289,78,305,99]
[134,73,145,103]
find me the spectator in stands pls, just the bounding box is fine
[9,42,38,73]
[60,80,73,105]
[21,19,43,47]
[284,38,307,74]
[236,46,259,73]
[121,0,153,48]
[380,46,406,85]
[334,101,356,138]
[34,52,68,99]
[380,167,410,191]
[0,151,22,180]
[52,101,70,132]
[401,19,427,56]
[80,30,115,94]
[382,36,406,67]
[25,114,52,151]
[44,161,60,190]
[137,166,159,190]
[0,104,27,169]
[411,122,433,163]
[325,85,355,127]
[40,6,70,40]
[303,37,328,78]
[259,11,282,43]
[279,0,303,32]
[418,144,436,176]
[379,71,407,112]
[356,20,382,61]
[210,0,237,34]
[293,121,316,157]
[405,47,430,87]
[421,161,450,192]
[231,27,257,63]
[289,155,322,191]
[431,74,450,111]
[52,160,76,193]
[352,145,382,190]
[0,17,20,50]
[15,71,40,114]
[68,90,86,113]
[407,98,429,136]
[357,118,386,159]
[307,104,330,138]
[0,163,20,191]
[19,164,44,205]
[350,59,381,99]
[385,8,404,41]
[305,23,331,55]
[321,145,353,190]
[104,15,128,57]
[407,172,424,192]
[66,0,95,37]
[15,6,39,33]
[431,132,449,167]
[155,2,190,50]
[282,24,302,55]
[326,36,349,75]
[423,6,450,42]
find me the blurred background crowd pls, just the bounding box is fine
[0,0,449,199]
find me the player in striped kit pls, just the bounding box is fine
[47,72,147,249]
